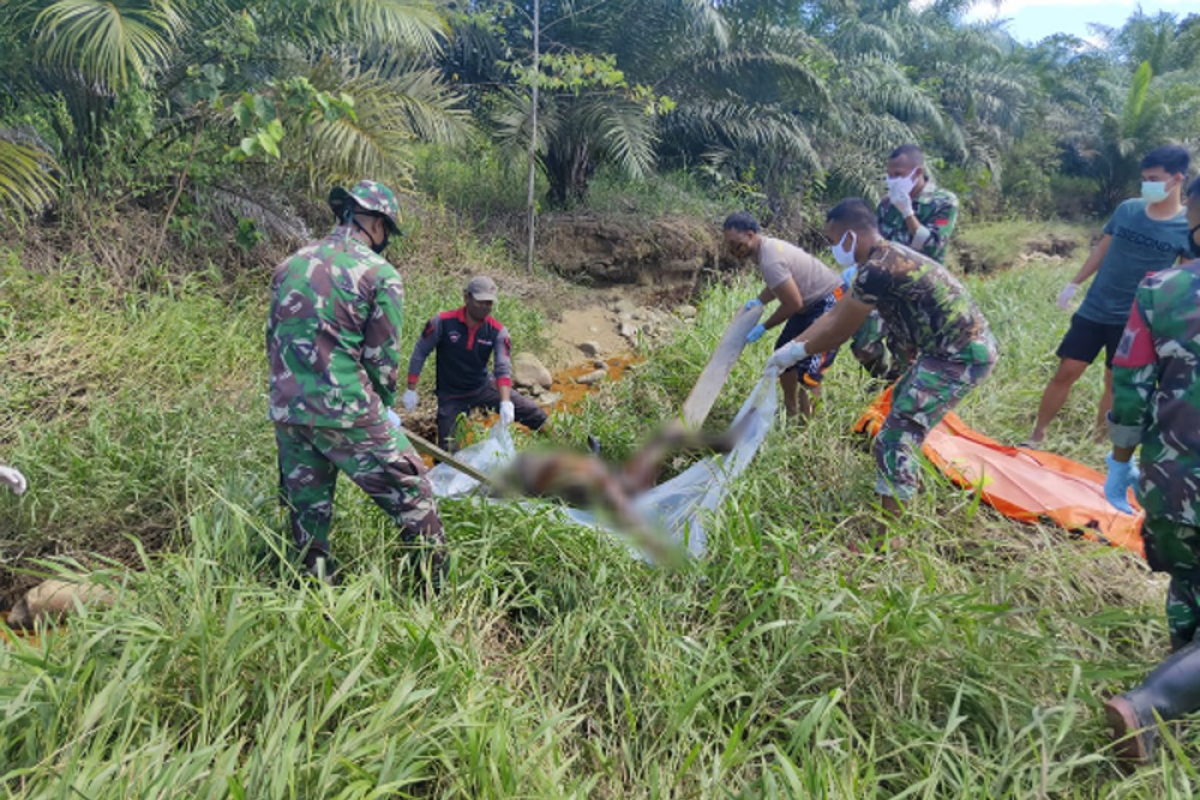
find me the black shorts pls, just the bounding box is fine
[437,382,547,449]
[773,289,841,386]
[1056,313,1126,369]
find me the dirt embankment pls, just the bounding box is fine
[951,227,1090,274]
[535,213,727,293]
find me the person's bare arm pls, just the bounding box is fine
[793,296,874,355]
[1069,234,1112,286]
[762,278,804,329]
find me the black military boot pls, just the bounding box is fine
[1104,639,1200,764]
[301,544,340,586]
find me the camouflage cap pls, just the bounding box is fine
[464,275,498,301]
[329,180,400,233]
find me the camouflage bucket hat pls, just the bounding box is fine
[329,180,401,233]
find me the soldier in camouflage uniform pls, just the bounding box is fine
[849,144,961,380]
[267,179,447,587]
[1101,176,1200,764]
[768,198,995,529]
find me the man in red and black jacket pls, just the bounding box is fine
[404,276,548,449]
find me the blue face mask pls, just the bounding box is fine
[1142,181,1169,204]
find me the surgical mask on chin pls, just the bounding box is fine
[370,231,389,255]
[1142,181,1169,204]
[831,231,858,268]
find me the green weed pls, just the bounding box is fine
[0,238,1190,797]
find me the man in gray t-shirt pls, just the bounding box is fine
[1025,145,1192,447]
[723,211,842,421]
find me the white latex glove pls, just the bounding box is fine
[888,189,914,218]
[0,465,27,495]
[766,341,808,372]
[1056,283,1079,311]
[386,408,401,429]
[402,389,419,411]
[499,400,515,427]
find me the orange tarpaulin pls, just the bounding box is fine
[854,387,1146,558]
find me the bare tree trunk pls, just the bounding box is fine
[154,119,204,265]
[525,0,540,274]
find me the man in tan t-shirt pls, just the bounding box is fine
[723,211,843,420]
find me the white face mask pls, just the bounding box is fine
[886,168,920,198]
[1142,180,1169,204]
[831,230,858,268]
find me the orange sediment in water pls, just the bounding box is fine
[1,613,44,648]
[544,355,640,412]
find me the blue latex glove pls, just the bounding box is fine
[841,265,857,288]
[746,323,766,344]
[386,408,401,429]
[1104,452,1139,514]
[744,298,763,310]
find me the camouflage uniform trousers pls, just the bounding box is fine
[850,311,909,381]
[874,338,997,501]
[275,422,447,582]
[1142,515,1200,650]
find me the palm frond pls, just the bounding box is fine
[840,58,943,128]
[827,17,900,61]
[338,0,448,54]
[0,136,58,220]
[199,183,311,242]
[34,0,181,90]
[373,61,473,146]
[576,96,658,180]
[296,57,471,187]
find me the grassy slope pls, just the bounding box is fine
[0,230,1193,797]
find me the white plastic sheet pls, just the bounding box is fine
[427,375,779,558]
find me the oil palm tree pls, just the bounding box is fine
[0,0,469,198]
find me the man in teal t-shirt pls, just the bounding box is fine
[1024,145,1192,447]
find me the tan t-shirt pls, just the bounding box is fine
[756,236,841,309]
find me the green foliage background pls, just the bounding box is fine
[2,1,1199,226]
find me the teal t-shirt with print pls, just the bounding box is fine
[1077,198,1190,325]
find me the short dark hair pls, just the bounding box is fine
[1188,175,1200,200]
[722,211,760,233]
[825,198,879,233]
[1141,145,1190,176]
[888,144,925,164]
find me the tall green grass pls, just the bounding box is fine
[1,240,1193,797]
[0,251,548,556]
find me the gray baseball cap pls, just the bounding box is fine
[464,275,498,301]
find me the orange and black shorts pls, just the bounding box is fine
[774,288,841,386]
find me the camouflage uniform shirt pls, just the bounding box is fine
[1110,260,1200,524]
[267,226,405,429]
[877,182,959,262]
[851,240,993,366]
